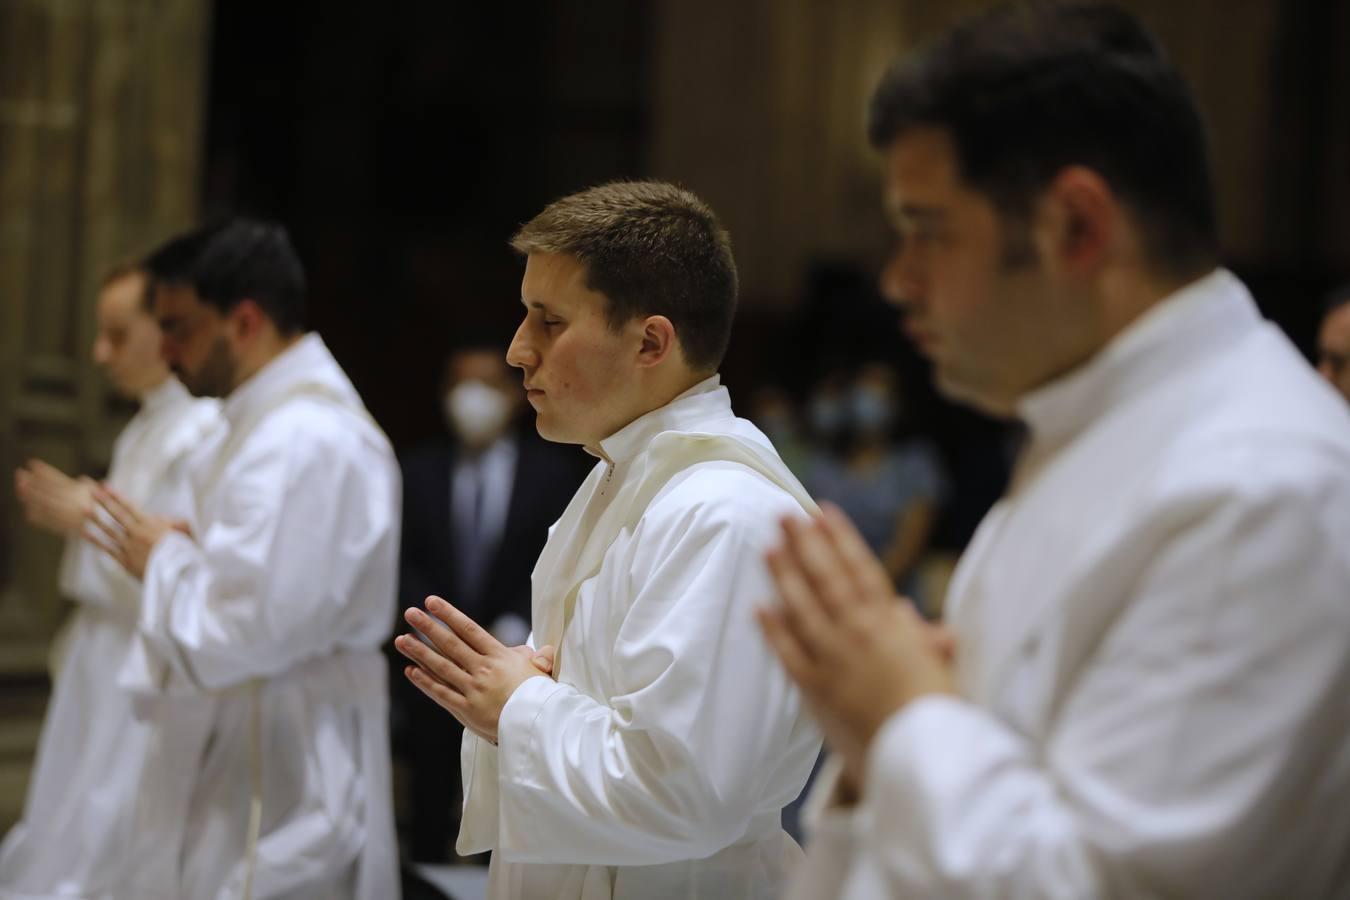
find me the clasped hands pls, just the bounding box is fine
[757,503,957,800]
[396,596,555,744]
[15,459,187,579]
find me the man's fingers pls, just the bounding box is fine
[426,595,500,655]
[509,644,554,674]
[757,606,820,693]
[85,507,125,546]
[395,633,471,691]
[95,485,142,526]
[405,605,481,673]
[780,515,860,617]
[818,503,896,604]
[26,459,66,481]
[25,460,70,491]
[405,665,471,721]
[765,545,834,658]
[82,525,121,560]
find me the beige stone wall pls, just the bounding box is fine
[0,0,210,829]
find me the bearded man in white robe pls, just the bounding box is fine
[758,4,1350,899]
[87,219,400,900]
[1,266,220,900]
[397,181,822,900]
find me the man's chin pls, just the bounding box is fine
[533,415,584,446]
[178,375,218,399]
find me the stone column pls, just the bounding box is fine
[0,0,211,828]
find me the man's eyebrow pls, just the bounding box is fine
[520,299,554,313]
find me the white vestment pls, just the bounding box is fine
[789,270,1350,899]
[457,376,823,900]
[0,379,220,900]
[121,334,401,900]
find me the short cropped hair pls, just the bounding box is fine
[143,218,307,335]
[868,0,1218,278]
[511,181,738,372]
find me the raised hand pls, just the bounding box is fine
[757,503,956,798]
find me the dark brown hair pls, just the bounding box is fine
[869,1,1217,279]
[511,181,738,372]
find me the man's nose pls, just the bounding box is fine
[879,243,925,313]
[506,323,537,370]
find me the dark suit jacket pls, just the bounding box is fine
[397,424,593,630]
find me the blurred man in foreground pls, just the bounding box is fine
[760,3,1350,897]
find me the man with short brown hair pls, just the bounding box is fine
[397,181,821,899]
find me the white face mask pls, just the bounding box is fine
[444,380,514,446]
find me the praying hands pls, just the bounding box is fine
[84,485,191,579]
[14,459,96,536]
[397,595,555,743]
[757,503,957,799]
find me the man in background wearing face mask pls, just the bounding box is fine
[396,345,590,863]
[806,363,946,603]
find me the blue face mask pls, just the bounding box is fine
[849,387,895,433]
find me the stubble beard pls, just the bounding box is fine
[181,334,238,398]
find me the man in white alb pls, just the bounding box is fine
[397,181,822,899]
[87,219,401,899]
[1,265,220,899]
[758,4,1350,898]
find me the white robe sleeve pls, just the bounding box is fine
[797,464,1350,899]
[488,475,818,866]
[129,415,398,693]
[59,533,141,615]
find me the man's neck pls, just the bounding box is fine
[1098,260,1213,351]
[585,369,714,458]
[230,331,305,393]
[134,370,174,404]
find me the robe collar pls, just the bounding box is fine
[220,332,352,428]
[593,374,733,465]
[1016,268,1261,452]
[139,375,192,417]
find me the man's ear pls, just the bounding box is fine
[636,315,677,368]
[227,299,267,344]
[1039,165,1116,277]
